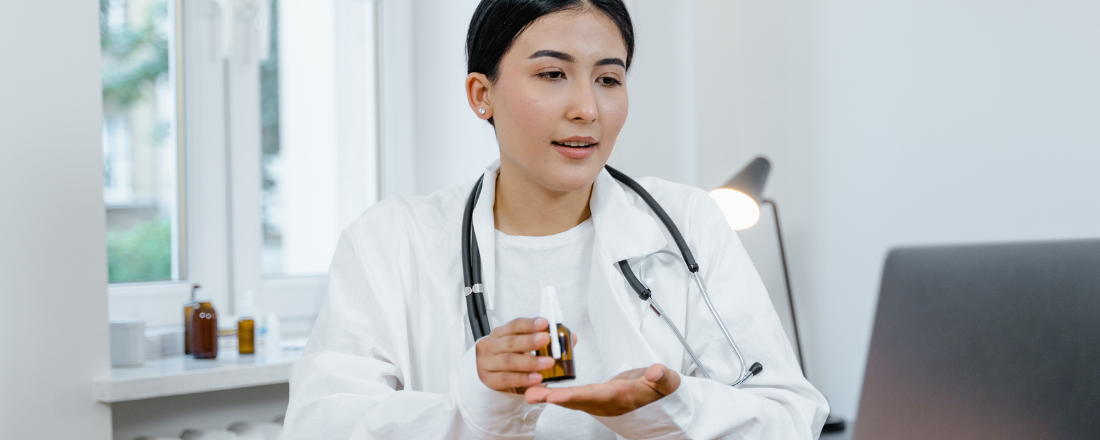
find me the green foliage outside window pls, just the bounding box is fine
[100,0,169,110]
[101,0,173,283]
[107,219,172,283]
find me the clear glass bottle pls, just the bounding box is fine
[537,286,575,382]
[183,284,200,355]
[190,288,218,359]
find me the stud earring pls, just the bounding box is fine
[479,108,486,115]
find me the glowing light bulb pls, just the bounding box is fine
[708,188,760,230]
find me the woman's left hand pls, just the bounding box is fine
[523,363,681,417]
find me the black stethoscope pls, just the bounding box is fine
[461,165,763,386]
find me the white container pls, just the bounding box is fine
[110,319,145,367]
[263,312,282,358]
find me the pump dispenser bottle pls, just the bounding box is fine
[184,284,200,355]
[190,287,218,359]
[536,286,575,382]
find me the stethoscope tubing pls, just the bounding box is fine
[461,175,491,340]
[693,272,753,386]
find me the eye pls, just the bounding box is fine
[598,76,622,87]
[537,71,566,81]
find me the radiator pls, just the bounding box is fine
[134,419,283,440]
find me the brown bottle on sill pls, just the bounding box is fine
[238,318,255,355]
[190,288,218,359]
[184,284,201,355]
[237,290,256,355]
[537,286,575,382]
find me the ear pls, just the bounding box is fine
[466,73,493,120]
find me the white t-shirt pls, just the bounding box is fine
[493,218,616,440]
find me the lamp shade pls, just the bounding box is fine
[720,157,771,202]
[708,157,772,230]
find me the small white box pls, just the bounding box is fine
[110,319,145,367]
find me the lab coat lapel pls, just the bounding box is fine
[589,170,667,265]
[586,169,668,374]
[472,163,500,313]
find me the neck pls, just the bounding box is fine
[494,162,593,237]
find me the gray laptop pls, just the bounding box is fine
[854,239,1100,440]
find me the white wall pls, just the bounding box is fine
[612,0,698,184]
[0,1,112,438]
[692,0,1100,420]
[408,0,501,194]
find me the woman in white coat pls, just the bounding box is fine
[284,0,829,438]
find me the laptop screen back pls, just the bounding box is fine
[855,239,1100,440]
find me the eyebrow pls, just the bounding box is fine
[528,50,625,68]
[595,58,625,68]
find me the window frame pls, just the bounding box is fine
[108,0,398,328]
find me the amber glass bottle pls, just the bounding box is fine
[238,319,255,354]
[237,290,256,355]
[183,284,200,355]
[537,286,575,382]
[537,323,575,382]
[190,291,218,359]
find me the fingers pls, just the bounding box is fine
[525,386,554,404]
[497,332,549,353]
[481,353,554,373]
[545,383,620,406]
[479,332,549,357]
[491,317,548,337]
[610,367,647,381]
[481,371,544,391]
[475,317,585,395]
[642,364,680,397]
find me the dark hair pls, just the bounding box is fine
[466,0,635,83]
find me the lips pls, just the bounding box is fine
[551,136,598,160]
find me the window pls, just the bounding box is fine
[104,0,381,327]
[100,0,181,284]
[262,0,380,277]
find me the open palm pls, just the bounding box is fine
[524,363,681,417]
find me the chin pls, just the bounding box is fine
[541,162,604,193]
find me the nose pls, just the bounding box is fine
[565,80,598,124]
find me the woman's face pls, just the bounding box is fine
[484,9,629,192]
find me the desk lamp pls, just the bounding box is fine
[708,156,846,433]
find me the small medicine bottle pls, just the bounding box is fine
[536,286,575,382]
[237,290,256,355]
[190,288,218,359]
[183,284,201,355]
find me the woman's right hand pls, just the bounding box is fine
[476,317,556,394]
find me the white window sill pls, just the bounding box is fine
[95,350,302,403]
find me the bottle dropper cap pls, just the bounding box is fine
[540,286,562,359]
[237,290,256,318]
[194,287,211,302]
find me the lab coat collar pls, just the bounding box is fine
[471,161,669,312]
[588,168,669,265]
[472,161,500,311]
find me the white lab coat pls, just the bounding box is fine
[285,162,829,439]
